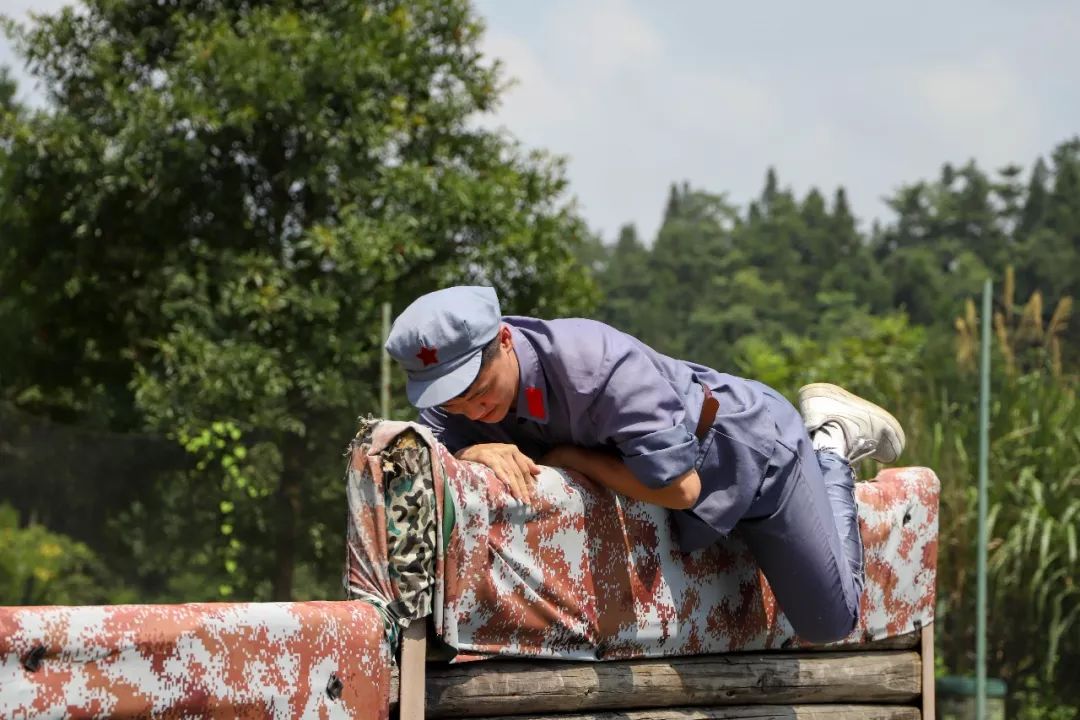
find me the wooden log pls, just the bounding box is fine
[408,651,920,718]
[389,634,922,701]
[467,705,921,719]
[804,631,919,651]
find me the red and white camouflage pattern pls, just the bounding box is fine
[438,447,938,660]
[343,422,937,662]
[0,601,390,719]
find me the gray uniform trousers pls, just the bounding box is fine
[737,388,864,644]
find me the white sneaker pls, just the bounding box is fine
[799,383,906,464]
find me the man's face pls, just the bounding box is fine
[439,327,518,423]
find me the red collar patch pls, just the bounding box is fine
[416,345,439,367]
[525,386,546,420]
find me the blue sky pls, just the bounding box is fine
[4,1,1078,243]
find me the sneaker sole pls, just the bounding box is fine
[798,383,906,463]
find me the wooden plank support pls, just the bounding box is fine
[399,620,428,720]
[921,623,935,720]
[401,650,921,718]
[467,705,921,719]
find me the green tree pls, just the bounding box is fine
[800,186,885,312]
[649,185,740,362]
[595,224,661,339]
[875,162,1006,326]
[0,66,24,381]
[1018,157,1051,239]
[993,163,1026,236]
[1,0,595,600]
[697,170,833,358]
[0,66,16,112]
[1046,140,1080,241]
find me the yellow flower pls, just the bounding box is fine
[38,542,63,559]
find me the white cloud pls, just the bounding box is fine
[474,0,785,240]
[662,70,780,141]
[0,0,70,25]
[913,58,1036,149]
[549,0,663,80]
[480,28,575,134]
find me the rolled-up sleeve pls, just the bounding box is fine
[587,342,698,489]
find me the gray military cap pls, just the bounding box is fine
[384,286,502,408]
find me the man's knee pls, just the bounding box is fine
[791,604,859,645]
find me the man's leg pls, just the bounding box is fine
[815,449,864,602]
[738,383,903,643]
[738,410,863,644]
[801,382,907,595]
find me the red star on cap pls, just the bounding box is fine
[416,345,439,367]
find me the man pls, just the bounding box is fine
[385,286,905,643]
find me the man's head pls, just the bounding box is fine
[385,286,519,422]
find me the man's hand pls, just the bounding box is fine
[455,443,540,505]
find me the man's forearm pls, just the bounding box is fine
[550,446,700,510]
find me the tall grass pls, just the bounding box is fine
[905,369,1079,706]
[937,276,1079,708]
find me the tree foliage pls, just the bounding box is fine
[0,0,595,601]
[0,66,16,111]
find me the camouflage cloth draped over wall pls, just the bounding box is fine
[344,421,939,662]
[0,601,391,719]
[344,420,446,644]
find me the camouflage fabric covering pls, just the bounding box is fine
[344,421,444,642]
[0,601,390,719]
[382,433,437,623]
[345,421,939,662]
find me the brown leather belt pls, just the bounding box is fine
[695,382,719,441]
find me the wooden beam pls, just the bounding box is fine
[466,705,920,719]
[389,634,922,699]
[408,650,920,718]
[804,631,919,651]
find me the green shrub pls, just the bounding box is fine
[0,503,133,605]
